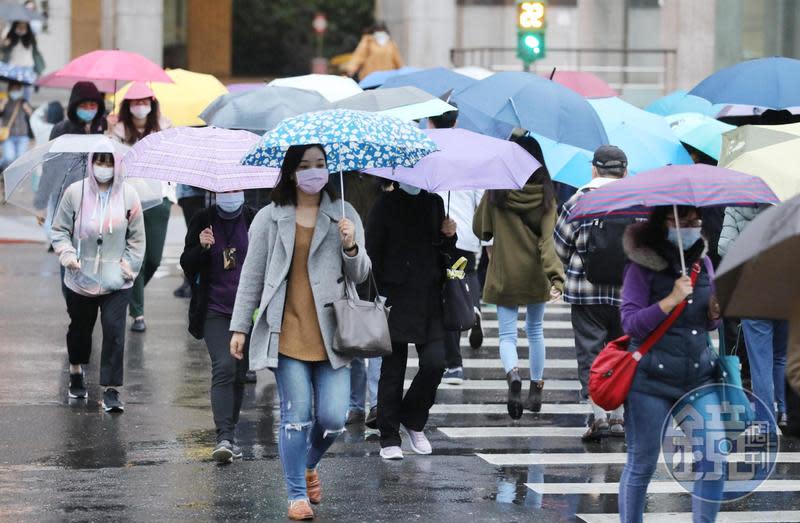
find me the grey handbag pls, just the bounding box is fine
[331,273,392,358]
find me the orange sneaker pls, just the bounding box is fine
[288,499,314,520]
[305,468,322,504]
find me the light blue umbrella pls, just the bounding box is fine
[381,66,476,97]
[534,133,594,188]
[645,90,717,117]
[358,67,421,89]
[589,97,693,175]
[665,112,735,160]
[689,57,800,109]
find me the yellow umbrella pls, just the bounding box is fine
[114,68,228,126]
[721,135,800,201]
[719,123,800,165]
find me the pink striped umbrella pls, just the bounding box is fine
[38,50,172,90]
[122,127,279,193]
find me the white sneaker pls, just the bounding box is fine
[402,425,432,455]
[380,445,404,460]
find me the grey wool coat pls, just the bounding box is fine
[229,193,371,371]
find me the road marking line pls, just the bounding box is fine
[415,379,580,390]
[482,320,574,329]
[439,427,586,438]
[409,358,577,369]
[525,480,800,495]
[576,511,800,523]
[430,403,591,414]
[478,452,800,466]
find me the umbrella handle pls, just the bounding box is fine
[447,191,450,216]
[673,204,687,276]
[339,169,345,218]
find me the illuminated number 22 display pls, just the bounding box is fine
[518,2,545,29]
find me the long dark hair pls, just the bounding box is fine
[488,134,556,214]
[271,144,338,207]
[118,98,162,145]
[6,21,35,49]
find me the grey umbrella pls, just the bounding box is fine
[332,86,456,120]
[715,195,800,320]
[0,2,44,22]
[200,85,330,134]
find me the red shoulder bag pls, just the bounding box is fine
[589,263,701,411]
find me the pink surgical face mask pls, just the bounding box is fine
[295,167,329,195]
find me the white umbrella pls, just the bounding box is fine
[268,74,362,102]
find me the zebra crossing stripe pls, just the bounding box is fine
[408,358,578,369]
[481,320,573,329]
[478,452,800,466]
[525,480,800,495]
[576,512,800,523]
[466,338,719,349]
[412,379,580,390]
[438,427,586,438]
[430,403,590,414]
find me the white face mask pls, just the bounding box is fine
[8,91,22,101]
[130,104,151,119]
[373,31,390,46]
[93,166,114,183]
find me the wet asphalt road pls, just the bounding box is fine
[1,232,800,522]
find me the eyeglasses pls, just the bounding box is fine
[666,217,702,228]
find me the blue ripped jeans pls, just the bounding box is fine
[273,355,350,501]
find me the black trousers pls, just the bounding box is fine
[571,304,623,400]
[378,338,446,447]
[204,313,250,443]
[65,287,131,387]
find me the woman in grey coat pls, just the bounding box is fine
[228,144,370,521]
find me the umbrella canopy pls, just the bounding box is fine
[549,71,618,98]
[122,127,279,193]
[719,124,800,201]
[358,67,421,89]
[3,134,162,214]
[114,68,228,126]
[715,195,800,319]
[535,133,594,188]
[242,109,438,173]
[689,57,800,109]
[200,85,330,134]
[226,82,263,93]
[36,71,118,92]
[568,164,779,222]
[454,71,608,151]
[381,67,476,98]
[0,2,44,22]
[589,97,693,175]
[268,74,362,103]
[42,50,172,88]
[0,61,36,84]
[665,112,735,161]
[332,86,456,122]
[366,128,541,192]
[645,90,717,117]
[453,66,494,80]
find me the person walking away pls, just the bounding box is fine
[0,81,33,169]
[181,191,256,463]
[1,20,44,98]
[473,135,564,419]
[367,180,456,459]
[108,82,174,333]
[619,205,723,522]
[229,144,370,520]
[718,204,787,430]
[428,105,485,384]
[173,184,207,298]
[554,145,629,441]
[50,151,145,412]
[345,22,404,81]
[34,81,107,228]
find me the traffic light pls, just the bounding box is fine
[516,0,547,65]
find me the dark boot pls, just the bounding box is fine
[524,380,544,412]
[506,368,523,420]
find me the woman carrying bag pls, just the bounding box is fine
[229,144,370,521]
[618,205,723,523]
[473,136,564,419]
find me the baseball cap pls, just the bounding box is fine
[592,145,628,174]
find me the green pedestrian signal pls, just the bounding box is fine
[516,0,547,65]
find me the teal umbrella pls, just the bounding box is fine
[665,112,735,160]
[645,90,718,117]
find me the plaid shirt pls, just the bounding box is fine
[554,178,622,306]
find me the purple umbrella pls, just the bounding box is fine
[122,127,279,193]
[569,164,779,273]
[367,128,540,192]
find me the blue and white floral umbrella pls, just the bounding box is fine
[242,109,438,173]
[0,61,37,85]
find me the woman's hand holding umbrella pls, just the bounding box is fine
[441,218,457,237]
[199,226,215,251]
[659,276,694,314]
[339,218,356,252]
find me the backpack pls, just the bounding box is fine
[582,214,635,286]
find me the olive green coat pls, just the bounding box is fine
[473,183,565,306]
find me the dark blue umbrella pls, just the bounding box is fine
[453,72,608,151]
[381,67,476,98]
[689,57,800,109]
